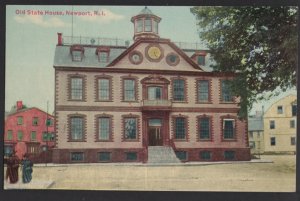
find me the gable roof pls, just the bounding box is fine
[7,107,54,118]
[107,37,203,71]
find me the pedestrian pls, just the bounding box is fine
[21,153,33,183]
[5,151,20,184]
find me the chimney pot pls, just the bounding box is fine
[16,101,23,111]
[57,33,62,46]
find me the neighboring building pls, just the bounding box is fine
[4,101,55,161]
[264,94,297,154]
[248,113,264,154]
[53,7,250,163]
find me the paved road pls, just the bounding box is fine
[3,155,296,192]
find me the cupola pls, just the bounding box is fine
[131,7,161,41]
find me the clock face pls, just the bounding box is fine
[147,46,162,60]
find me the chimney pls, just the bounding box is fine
[16,101,23,111]
[57,33,62,46]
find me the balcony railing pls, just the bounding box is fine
[141,99,172,110]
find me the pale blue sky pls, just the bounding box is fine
[5,5,296,114]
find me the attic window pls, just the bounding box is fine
[96,47,110,63]
[197,55,205,65]
[70,45,84,62]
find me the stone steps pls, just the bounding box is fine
[147,146,181,163]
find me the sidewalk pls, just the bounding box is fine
[32,158,273,167]
[4,180,55,190]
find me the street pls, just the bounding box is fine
[4,155,296,192]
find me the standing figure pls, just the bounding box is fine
[21,154,33,183]
[5,151,20,184]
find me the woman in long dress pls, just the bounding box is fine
[21,154,33,183]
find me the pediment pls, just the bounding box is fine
[107,38,203,72]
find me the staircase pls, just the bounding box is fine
[147,146,181,163]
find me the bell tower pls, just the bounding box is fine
[131,7,161,41]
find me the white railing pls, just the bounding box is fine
[141,99,172,107]
[61,35,207,50]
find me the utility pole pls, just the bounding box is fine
[46,101,49,167]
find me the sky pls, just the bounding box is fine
[5,5,296,114]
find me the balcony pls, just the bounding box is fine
[141,99,172,111]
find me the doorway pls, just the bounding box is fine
[148,119,163,146]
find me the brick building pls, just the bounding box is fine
[53,7,250,163]
[4,101,55,161]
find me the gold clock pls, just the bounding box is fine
[146,45,163,61]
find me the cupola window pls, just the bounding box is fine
[153,20,158,33]
[145,18,152,32]
[137,19,143,32]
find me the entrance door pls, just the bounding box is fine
[148,119,163,146]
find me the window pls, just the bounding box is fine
[221,80,233,102]
[197,80,209,102]
[249,131,253,139]
[98,152,111,162]
[292,105,297,116]
[175,117,186,139]
[257,131,261,138]
[197,55,205,65]
[145,18,152,32]
[200,151,211,160]
[124,79,136,101]
[270,137,276,146]
[277,106,283,114]
[223,119,235,139]
[175,151,187,160]
[173,79,185,101]
[249,141,256,148]
[71,117,84,140]
[7,130,13,140]
[71,152,84,162]
[224,151,235,160]
[199,117,210,140]
[98,52,109,63]
[43,132,55,141]
[270,120,275,129]
[148,86,162,100]
[126,152,137,161]
[17,131,23,141]
[31,131,36,141]
[72,50,83,61]
[153,20,158,33]
[136,19,143,32]
[71,77,83,100]
[17,116,23,125]
[32,117,39,126]
[97,78,110,101]
[291,137,296,145]
[290,120,296,128]
[46,118,54,126]
[124,118,137,140]
[98,117,111,140]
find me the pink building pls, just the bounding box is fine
[4,101,55,161]
[53,7,250,163]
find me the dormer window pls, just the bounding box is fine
[70,45,84,62]
[145,18,152,32]
[197,55,205,65]
[96,47,110,63]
